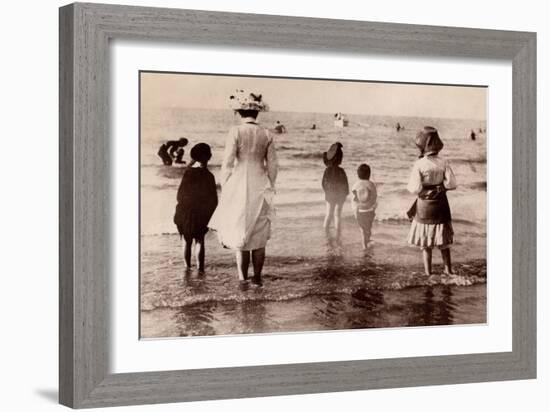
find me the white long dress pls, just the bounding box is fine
[209,118,278,251]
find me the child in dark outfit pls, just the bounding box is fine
[173,143,218,272]
[322,142,349,243]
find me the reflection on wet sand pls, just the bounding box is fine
[157,283,482,338]
[143,260,484,337]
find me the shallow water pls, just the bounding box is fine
[141,109,487,235]
[140,219,486,337]
[142,284,486,338]
[140,109,486,338]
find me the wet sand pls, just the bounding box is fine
[140,217,486,338]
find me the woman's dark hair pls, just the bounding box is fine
[236,109,259,119]
[357,163,371,180]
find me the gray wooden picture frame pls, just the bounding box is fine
[59,2,536,409]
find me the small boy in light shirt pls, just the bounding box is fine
[351,163,377,249]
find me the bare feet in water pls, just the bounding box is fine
[238,280,249,291]
[250,276,263,287]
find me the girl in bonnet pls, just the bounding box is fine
[322,142,349,244]
[406,126,457,276]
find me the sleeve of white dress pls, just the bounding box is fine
[443,160,457,190]
[407,161,422,194]
[265,133,278,188]
[221,127,238,185]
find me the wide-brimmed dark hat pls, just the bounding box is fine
[415,126,444,156]
[326,142,343,160]
[323,142,343,165]
[190,143,212,163]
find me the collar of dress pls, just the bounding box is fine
[241,117,258,125]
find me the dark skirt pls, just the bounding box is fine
[173,167,218,242]
[324,192,348,204]
[407,184,451,225]
[322,166,349,205]
[406,184,453,249]
[175,206,211,242]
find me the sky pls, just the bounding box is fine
[140,72,486,120]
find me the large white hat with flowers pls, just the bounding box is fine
[229,89,269,112]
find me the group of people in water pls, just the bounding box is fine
[157,137,189,166]
[170,89,458,288]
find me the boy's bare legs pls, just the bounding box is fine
[183,239,192,269]
[441,248,453,275]
[354,212,367,249]
[334,202,344,243]
[422,248,432,276]
[365,213,375,248]
[236,251,250,281]
[251,247,265,286]
[323,202,335,239]
[195,235,205,273]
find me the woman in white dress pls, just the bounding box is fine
[209,90,278,287]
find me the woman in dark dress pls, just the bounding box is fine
[174,143,218,272]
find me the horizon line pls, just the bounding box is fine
[149,105,487,122]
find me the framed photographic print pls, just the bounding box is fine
[59,2,536,408]
[138,71,488,339]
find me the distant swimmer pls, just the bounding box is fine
[274,120,287,134]
[157,137,189,166]
[311,123,317,130]
[396,122,403,132]
[470,129,476,141]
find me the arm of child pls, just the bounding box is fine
[342,169,350,196]
[351,188,359,215]
[321,169,329,192]
[444,160,457,190]
[176,169,189,204]
[371,184,378,210]
[407,162,422,194]
[206,173,219,218]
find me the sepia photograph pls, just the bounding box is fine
[139,72,487,338]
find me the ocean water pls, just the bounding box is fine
[140,108,487,338]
